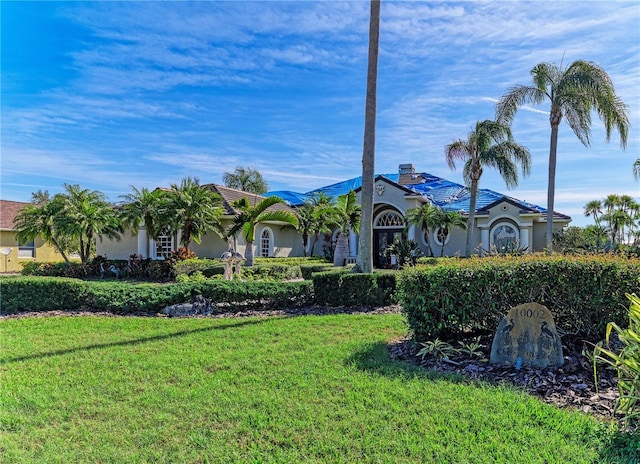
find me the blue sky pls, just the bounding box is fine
[2,1,639,227]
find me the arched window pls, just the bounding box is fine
[260,228,272,257]
[374,210,405,228]
[490,222,519,253]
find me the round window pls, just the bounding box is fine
[433,226,451,246]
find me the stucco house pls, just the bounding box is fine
[98,163,570,266]
[97,184,305,261]
[268,163,570,265]
[0,200,68,273]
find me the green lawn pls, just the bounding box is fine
[0,314,634,463]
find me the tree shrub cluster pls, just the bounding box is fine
[1,278,313,314]
[399,254,640,342]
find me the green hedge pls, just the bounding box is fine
[399,255,640,342]
[312,271,398,307]
[241,264,302,281]
[1,278,314,315]
[0,277,87,313]
[299,263,336,280]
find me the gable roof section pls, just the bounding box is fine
[0,200,30,231]
[206,185,296,216]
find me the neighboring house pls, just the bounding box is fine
[98,163,571,266]
[97,185,304,260]
[0,200,67,273]
[268,163,570,266]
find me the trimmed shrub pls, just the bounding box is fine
[400,254,640,342]
[312,271,398,307]
[2,276,314,315]
[300,263,335,280]
[173,258,222,276]
[241,264,302,281]
[1,277,86,313]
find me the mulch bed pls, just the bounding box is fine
[1,304,624,425]
[388,333,622,424]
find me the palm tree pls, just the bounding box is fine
[296,194,337,257]
[496,60,630,252]
[429,208,467,257]
[119,186,167,253]
[223,166,268,194]
[163,178,224,252]
[445,119,531,256]
[13,195,71,263]
[226,196,299,266]
[634,158,640,181]
[355,0,380,274]
[584,199,605,249]
[404,203,441,257]
[333,190,361,266]
[59,184,122,264]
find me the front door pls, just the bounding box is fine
[373,229,404,268]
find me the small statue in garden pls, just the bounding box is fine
[221,250,234,280]
[220,249,245,280]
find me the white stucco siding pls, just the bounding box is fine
[96,230,138,260]
[190,233,229,259]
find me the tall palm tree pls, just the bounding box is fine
[445,119,531,256]
[119,186,167,251]
[333,190,361,266]
[429,208,467,257]
[356,0,380,274]
[226,196,299,266]
[13,195,71,263]
[223,166,268,194]
[60,184,122,264]
[496,60,630,252]
[404,203,441,257]
[164,178,224,252]
[633,158,640,181]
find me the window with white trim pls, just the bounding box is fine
[155,232,174,259]
[18,240,35,258]
[433,227,451,246]
[260,228,272,257]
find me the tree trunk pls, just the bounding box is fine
[245,239,254,266]
[302,233,308,257]
[465,179,479,257]
[546,121,560,253]
[334,232,350,267]
[355,0,380,274]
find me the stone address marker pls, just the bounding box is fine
[490,302,564,369]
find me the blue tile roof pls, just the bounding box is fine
[267,172,569,220]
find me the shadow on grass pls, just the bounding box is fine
[346,341,465,383]
[1,318,270,365]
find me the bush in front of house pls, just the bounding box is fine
[0,277,87,313]
[0,277,314,315]
[312,270,398,307]
[400,254,640,342]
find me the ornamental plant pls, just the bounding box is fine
[593,292,640,428]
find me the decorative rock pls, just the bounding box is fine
[161,295,213,317]
[490,302,564,369]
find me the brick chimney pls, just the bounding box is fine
[398,163,416,185]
